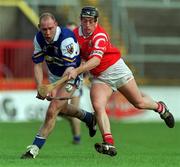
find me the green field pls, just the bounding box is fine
[0,120,179,167]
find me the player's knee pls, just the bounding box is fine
[92,101,101,110]
[92,101,106,115]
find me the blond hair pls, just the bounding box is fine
[39,12,56,23]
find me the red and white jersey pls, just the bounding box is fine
[73,24,121,76]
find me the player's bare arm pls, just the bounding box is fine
[67,57,100,80]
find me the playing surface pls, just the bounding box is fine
[0,120,179,167]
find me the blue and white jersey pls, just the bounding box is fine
[32,26,81,77]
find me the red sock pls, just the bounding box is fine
[103,133,114,145]
[156,102,164,113]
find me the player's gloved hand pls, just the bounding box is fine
[36,91,46,100]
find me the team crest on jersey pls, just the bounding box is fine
[66,43,74,54]
[88,40,93,47]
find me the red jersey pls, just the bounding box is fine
[73,24,121,76]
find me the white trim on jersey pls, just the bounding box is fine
[53,26,61,42]
[93,33,108,41]
[78,26,93,38]
[90,50,103,58]
[78,26,83,36]
[33,36,42,54]
[94,38,106,49]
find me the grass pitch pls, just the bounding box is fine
[0,120,179,167]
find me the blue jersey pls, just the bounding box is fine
[32,26,81,77]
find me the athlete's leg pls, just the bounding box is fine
[118,78,175,128]
[90,82,112,136]
[90,82,117,156]
[67,96,81,144]
[21,84,95,159]
[118,78,158,110]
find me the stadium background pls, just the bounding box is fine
[0,0,180,121]
[0,1,180,167]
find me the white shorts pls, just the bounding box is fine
[73,87,83,97]
[92,58,134,91]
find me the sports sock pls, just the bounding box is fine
[80,110,93,126]
[73,135,81,143]
[32,135,46,149]
[156,102,165,114]
[103,133,114,145]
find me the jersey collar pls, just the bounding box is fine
[45,26,61,44]
[78,26,93,38]
[78,26,83,36]
[53,26,61,42]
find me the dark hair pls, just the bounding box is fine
[80,6,99,21]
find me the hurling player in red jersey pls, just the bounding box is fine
[68,6,175,156]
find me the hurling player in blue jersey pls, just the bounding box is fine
[21,12,96,159]
[62,21,82,144]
